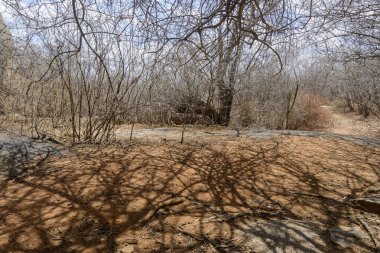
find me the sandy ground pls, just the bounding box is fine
[0,108,379,253]
[323,106,380,138]
[114,105,380,143]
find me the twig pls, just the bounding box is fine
[138,197,185,224]
[210,209,283,222]
[129,123,135,141]
[180,123,186,144]
[167,224,228,253]
[284,191,331,199]
[357,213,380,250]
[283,191,353,207]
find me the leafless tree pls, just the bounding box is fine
[2,0,378,140]
[0,14,13,111]
[311,0,379,61]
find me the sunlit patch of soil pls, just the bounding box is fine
[0,136,379,252]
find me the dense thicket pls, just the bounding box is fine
[0,0,379,142]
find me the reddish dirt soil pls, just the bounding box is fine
[1,135,379,252]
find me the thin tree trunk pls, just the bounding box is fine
[215,26,240,126]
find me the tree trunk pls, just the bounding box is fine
[0,14,13,90]
[215,26,241,126]
[358,104,370,117]
[345,95,354,112]
[218,87,234,126]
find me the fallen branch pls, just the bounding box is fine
[357,213,380,250]
[167,224,229,253]
[45,136,63,145]
[138,197,185,224]
[34,131,64,145]
[210,209,283,222]
[282,191,353,207]
[284,191,333,200]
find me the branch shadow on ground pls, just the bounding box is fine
[0,139,63,182]
[0,136,378,252]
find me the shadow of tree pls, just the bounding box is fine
[0,136,63,182]
[0,135,379,252]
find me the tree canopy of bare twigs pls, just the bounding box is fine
[0,0,379,141]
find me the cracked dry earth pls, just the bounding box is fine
[0,129,380,253]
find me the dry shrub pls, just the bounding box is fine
[287,94,332,130]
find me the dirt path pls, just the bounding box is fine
[114,126,380,147]
[113,105,380,144]
[322,105,380,138]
